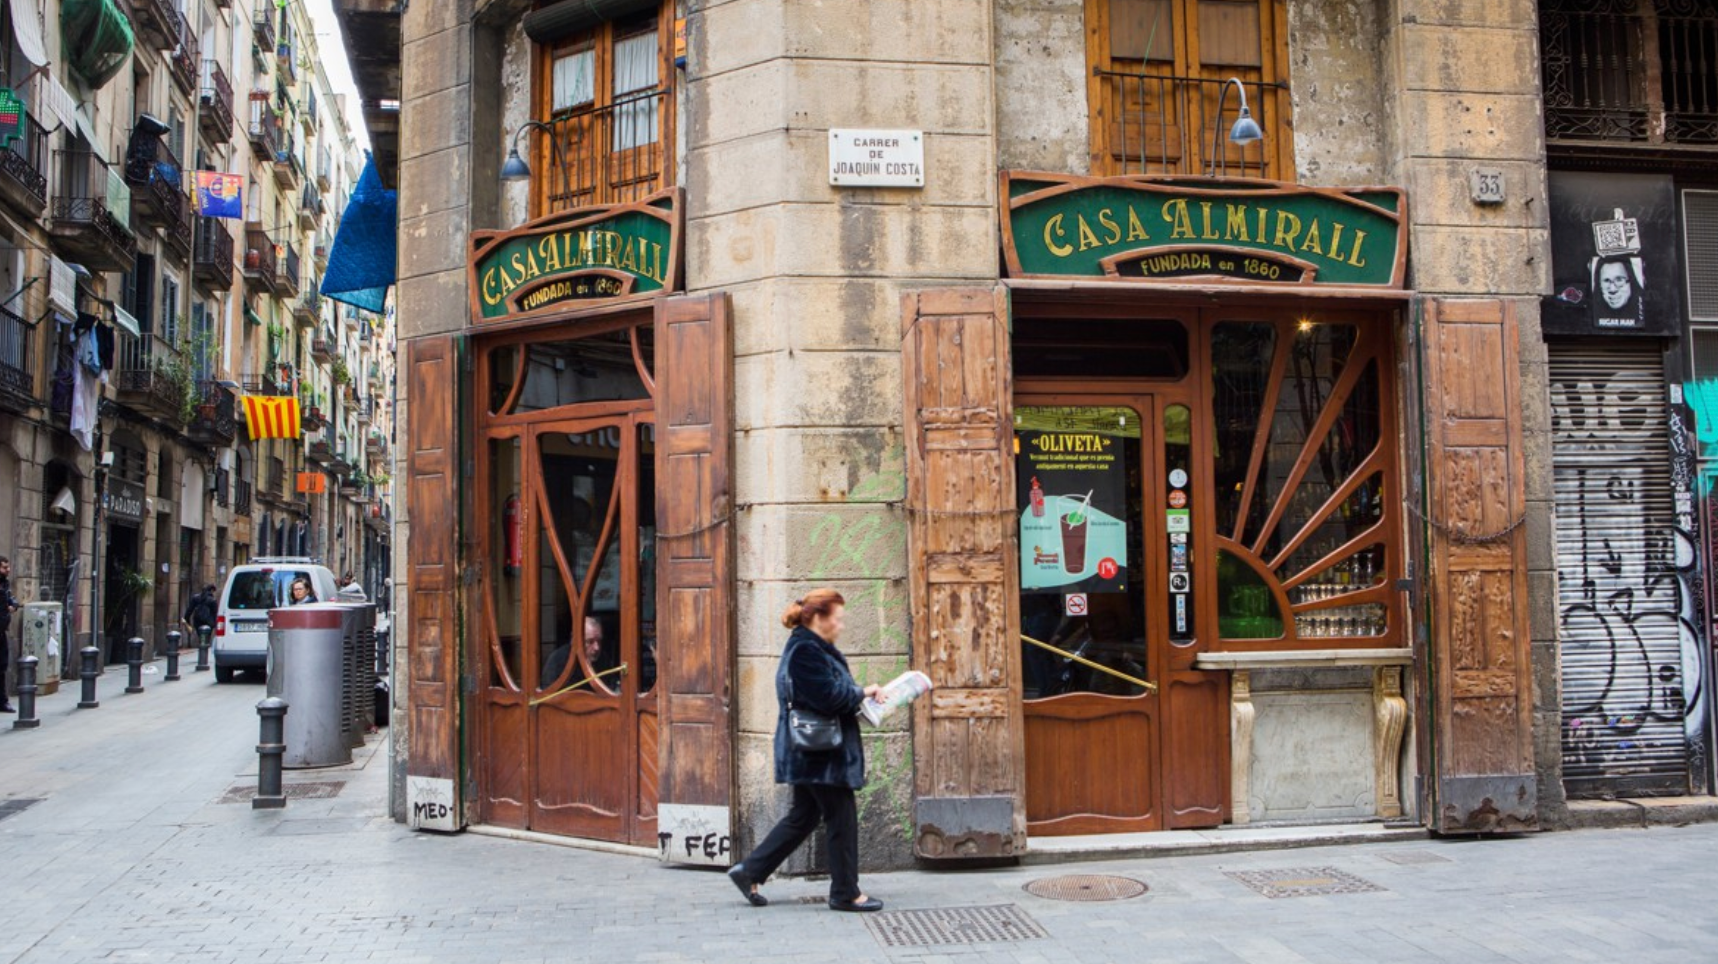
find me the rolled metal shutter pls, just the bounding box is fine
[1550,342,1695,798]
[523,0,658,44]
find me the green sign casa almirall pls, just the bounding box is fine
[1003,175,1405,288]
[470,193,681,321]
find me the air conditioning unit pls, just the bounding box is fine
[19,602,64,696]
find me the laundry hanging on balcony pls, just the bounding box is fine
[242,395,302,441]
[320,152,395,314]
[61,0,134,89]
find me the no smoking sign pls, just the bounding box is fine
[1065,593,1089,616]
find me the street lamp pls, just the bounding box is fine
[500,120,570,199]
[1209,77,1264,177]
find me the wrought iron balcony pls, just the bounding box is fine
[295,292,321,330]
[242,224,277,293]
[276,242,301,296]
[50,151,136,273]
[194,217,235,291]
[1090,71,1287,179]
[252,0,276,54]
[188,380,238,447]
[134,0,184,51]
[234,478,253,517]
[0,302,33,415]
[0,111,48,218]
[538,89,672,212]
[247,94,280,159]
[298,182,322,229]
[125,127,186,228]
[169,22,201,97]
[1542,1,1718,147]
[114,332,192,424]
[272,130,301,188]
[200,61,235,142]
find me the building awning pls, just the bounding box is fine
[523,0,657,44]
[321,153,396,314]
[111,304,140,337]
[61,0,134,89]
[39,73,75,133]
[8,0,49,67]
[245,305,264,327]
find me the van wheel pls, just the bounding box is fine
[215,665,236,683]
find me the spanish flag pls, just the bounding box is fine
[242,395,302,440]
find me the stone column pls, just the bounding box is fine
[684,0,1000,870]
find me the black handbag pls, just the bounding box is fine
[784,648,844,753]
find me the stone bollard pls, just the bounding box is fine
[254,697,289,810]
[13,655,38,729]
[164,630,182,682]
[125,637,145,694]
[195,624,213,673]
[77,646,99,709]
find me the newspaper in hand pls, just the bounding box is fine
[859,670,933,727]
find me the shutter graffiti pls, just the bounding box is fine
[1550,345,1707,798]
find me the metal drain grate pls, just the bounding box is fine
[865,904,1047,947]
[218,781,347,805]
[1225,866,1385,899]
[1024,874,1148,902]
[1379,850,1453,865]
[0,798,41,822]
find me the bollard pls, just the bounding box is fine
[13,655,38,729]
[254,697,289,810]
[195,624,212,673]
[77,646,99,709]
[164,630,182,681]
[125,637,145,694]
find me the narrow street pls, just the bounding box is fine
[0,666,1712,964]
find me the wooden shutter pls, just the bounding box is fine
[1421,299,1536,832]
[404,334,463,831]
[653,292,737,864]
[903,287,1026,859]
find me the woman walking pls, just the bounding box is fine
[727,589,884,912]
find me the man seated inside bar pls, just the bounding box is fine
[541,616,606,692]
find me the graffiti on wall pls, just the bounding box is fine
[1553,368,1708,792]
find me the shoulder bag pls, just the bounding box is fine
[784,643,844,753]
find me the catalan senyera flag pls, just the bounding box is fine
[243,395,302,440]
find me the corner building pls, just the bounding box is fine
[357,0,1715,868]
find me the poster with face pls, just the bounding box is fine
[1543,171,1681,337]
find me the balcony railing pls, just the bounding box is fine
[189,380,238,446]
[310,323,334,361]
[200,61,235,141]
[273,129,301,186]
[0,110,48,217]
[298,182,322,228]
[114,332,191,424]
[277,242,300,295]
[0,303,33,411]
[124,125,186,227]
[538,89,671,211]
[252,0,276,53]
[234,477,252,516]
[50,150,136,272]
[243,224,277,292]
[248,93,280,158]
[194,216,235,290]
[134,0,184,51]
[1542,2,1718,145]
[169,22,201,96]
[1091,71,1287,179]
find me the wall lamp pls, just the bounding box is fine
[1210,77,1264,177]
[501,120,566,186]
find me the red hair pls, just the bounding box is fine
[781,588,845,629]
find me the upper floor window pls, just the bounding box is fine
[1542,0,1718,146]
[532,5,673,215]
[1086,0,1293,180]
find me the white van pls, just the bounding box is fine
[214,559,340,682]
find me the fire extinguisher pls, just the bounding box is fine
[503,493,523,574]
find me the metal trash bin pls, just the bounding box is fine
[266,605,353,768]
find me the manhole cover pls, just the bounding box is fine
[1024,874,1148,901]
[1379,850,1453,865]
[0,798,41,822]
[218,781,346,805]
[1225,866,1385,899]
[865,905,1047,947]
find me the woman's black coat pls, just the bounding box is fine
[773,626,866,789]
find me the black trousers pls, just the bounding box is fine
[738,783,859,902]
[0,628,10,705]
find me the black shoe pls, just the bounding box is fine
[0,704,14,714]
[728,866,768,907]
[829,896,884,913]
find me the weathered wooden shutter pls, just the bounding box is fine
[654,292,737,865]
[404,334,463,831]
[902,287,1026,859]
[1421,299,1536,832]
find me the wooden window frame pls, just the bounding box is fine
[529,4,677,218]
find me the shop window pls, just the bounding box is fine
[1086,0,1293,179]
[1542,0,1718,146]
[38,462,78,604]
[533,8,674,215]
[487,324,654,416]
[1012,316,1189,380]
[1209,318,1397,645]
[488,436,524,688]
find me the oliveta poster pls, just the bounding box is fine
[1017,422,1129,594]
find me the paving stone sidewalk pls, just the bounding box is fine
[1,664,1714,964]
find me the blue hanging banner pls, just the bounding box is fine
[196,171,244,219]
[321,152,397,313]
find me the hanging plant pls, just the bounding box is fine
[332,357,352,386]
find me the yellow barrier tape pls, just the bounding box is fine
[528,663,629,706]
[1021,635,1158,693]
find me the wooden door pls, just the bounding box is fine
[1016,395,1164,834]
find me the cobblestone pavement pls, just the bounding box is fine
[2,662,1716,964]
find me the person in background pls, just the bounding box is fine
[541,616,604,691]
[0,557,17,713]
[183,583,218,640]
[288,577,317,606]
[338,572,366,599]
[727,589,884,913]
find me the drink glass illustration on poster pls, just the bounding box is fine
[1016,409,1131,598]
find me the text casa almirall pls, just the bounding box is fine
[1042,197,1375,268]
[479,226,670,310]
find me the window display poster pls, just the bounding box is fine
[1542,171,1680,337]
[1017,426,1129,593]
